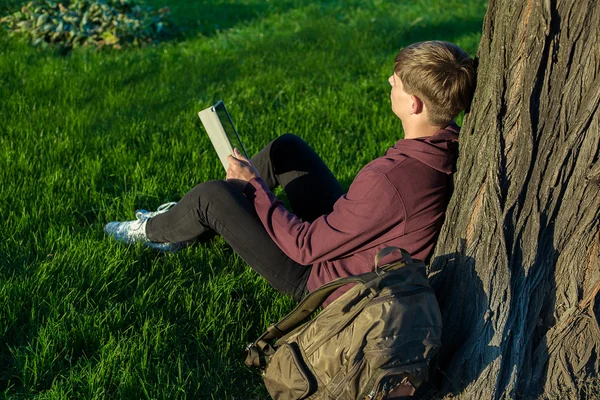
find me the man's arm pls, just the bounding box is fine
[245,170,407,265]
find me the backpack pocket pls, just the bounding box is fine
[263,343,317,400]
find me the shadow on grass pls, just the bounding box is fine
[386,16,486,49]
[145,0,337,38]
[0,0,22,14]
[156,1,279,38]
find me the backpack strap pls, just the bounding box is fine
[263,271,379,341]
[374,246,413,269]
[263,247,414,341]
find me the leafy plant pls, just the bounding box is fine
[0,0,176,49]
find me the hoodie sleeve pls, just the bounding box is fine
[244,170,407,265]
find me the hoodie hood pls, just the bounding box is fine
[388,122,459,175]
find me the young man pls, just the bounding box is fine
[105,40,475,306]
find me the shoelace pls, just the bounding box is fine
[156,202,177,212]
[136,202,177,221]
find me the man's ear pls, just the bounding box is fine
[410,95,424,115]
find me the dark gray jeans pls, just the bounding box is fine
[146,134,344,301]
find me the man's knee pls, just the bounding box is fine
[270,133,313,166]
[189,180,233,205]
[274,133,305,147]
[272,133,307,155]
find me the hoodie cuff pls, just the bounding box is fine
[244,177,269,201]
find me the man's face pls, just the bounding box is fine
[388,73,412,122]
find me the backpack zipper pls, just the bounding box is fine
[365,286,433,307]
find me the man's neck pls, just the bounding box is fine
[402,119,444,139]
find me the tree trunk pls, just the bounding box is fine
[428,0,600,398]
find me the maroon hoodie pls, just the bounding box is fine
[245,123,459,306]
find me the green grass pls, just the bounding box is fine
[0,0,487,398]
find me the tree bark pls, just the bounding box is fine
[428,0,600,398]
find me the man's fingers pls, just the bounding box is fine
[228,154,241,165]
[228,154,249,172]
[227,151,258,183]
[234,147,246,158]
[233,148,249,163]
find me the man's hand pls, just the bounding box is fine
[226,148,259,185]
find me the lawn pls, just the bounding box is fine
[0,0,487,398]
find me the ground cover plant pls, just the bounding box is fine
[0,0,175,49]
[0,0,487,398]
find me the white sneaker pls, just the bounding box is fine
[104,202,180,252]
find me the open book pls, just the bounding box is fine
[198,100,249,171]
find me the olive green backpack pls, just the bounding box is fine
[245,247,442,400]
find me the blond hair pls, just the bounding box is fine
[394,41,475,127]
